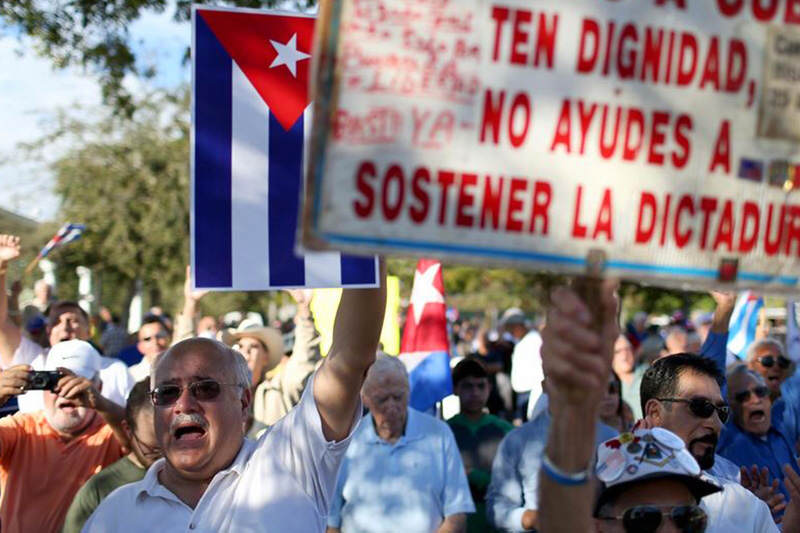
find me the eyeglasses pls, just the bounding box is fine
[757,355,791,369]
[657,397,730,423]
[142,331,169,342]
[149,379,242,406]
[733,385,770,404]
[598,504,707,533]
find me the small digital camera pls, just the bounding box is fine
[26,371,63,391]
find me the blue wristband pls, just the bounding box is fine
[542,454,590,486]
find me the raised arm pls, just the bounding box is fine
[700,291,735,389]
[281,289,322,407]
[0,236,22,368]
[172,265,209,344]
[314,261,386,441]
[538,281,619,533]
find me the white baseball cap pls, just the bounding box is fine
[46,340,102,380]
[594,427,721,513]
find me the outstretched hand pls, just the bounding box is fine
[781,463,800,530]
[0,235,21,266]
[183,265,209,303]
[540,279,619,407]
[741,465,786,520]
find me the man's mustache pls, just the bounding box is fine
[689,434,718,447]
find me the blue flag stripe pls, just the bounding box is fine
[268,113,306,287]
[340,255,377,285]
[194,15,233,288]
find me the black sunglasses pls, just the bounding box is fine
[150,379,242,407]
[757,355,791,369]
[599,504,707,533]
[734,385,770,404]
[657,397,730,423]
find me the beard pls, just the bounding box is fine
[689,434,718,470]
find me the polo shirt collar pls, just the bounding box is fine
[364,408,425,446]
[137,437,255,502]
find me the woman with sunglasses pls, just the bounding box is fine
[718,366,800,508]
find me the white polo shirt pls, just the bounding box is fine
[83,372,359,533]
[701,472,777,533]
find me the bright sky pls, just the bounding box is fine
[0,8,190,221]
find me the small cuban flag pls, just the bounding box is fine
[191,6,377,291]
[727,291,764,362]
[399,260,452,412]
[25,223,85,273]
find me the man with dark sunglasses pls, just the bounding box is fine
[640,354,781,532]
[84,265,387,532]
[535,282,725,533]
[718,366,800,506]
[746,339,791,401]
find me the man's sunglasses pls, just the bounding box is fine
[598,504,707,533]
[150,379,242,406]
[142,331,169,342]
[757,355,791,369]
[734,385,770,404]
[657,397,730,423]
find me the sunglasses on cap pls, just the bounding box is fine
[598,504,707,533]
[757,355,791,369]
[150,379,243,407]
[733,385,770,404]
[141,331,169,342]
[656,397,730,423]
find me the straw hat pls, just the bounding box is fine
[221,318,284,371]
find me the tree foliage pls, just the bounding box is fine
[0,0,314,116]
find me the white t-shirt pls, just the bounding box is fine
[701,472,777,533]
[11,336,135,411]
[83,372,360,533]
[510,330,543,395]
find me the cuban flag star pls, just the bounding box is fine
[399,259,452,412]
[191,6,377,290]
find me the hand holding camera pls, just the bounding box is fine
[0,365,33,406]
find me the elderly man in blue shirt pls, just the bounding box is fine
[327,356,474,533]
[485,380,618,532]
[718,365,800,505]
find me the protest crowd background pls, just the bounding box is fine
[1,229,800,532]
[6,1,800,532]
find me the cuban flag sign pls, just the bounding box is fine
[399,260,452,412]
[191,6,378,290]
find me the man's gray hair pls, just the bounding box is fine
[726,363,766,396]
[746,337,785,362]
[150,338,251,389]
[363,355,409,391]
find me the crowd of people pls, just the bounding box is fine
[0,231,799,532]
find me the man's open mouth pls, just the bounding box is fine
[748,409,766,423]
[57,400,77,413]
[174,424,207,441]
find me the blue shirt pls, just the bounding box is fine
[328,408,475,532]
[773,373,800,449]
[698,331,729,396]
[718,421,800,503]
[486,411,617,532]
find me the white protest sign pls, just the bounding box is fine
[304,0,800,292]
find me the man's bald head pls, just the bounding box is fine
[151,338,250,389]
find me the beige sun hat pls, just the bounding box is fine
[221,318,284,371]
